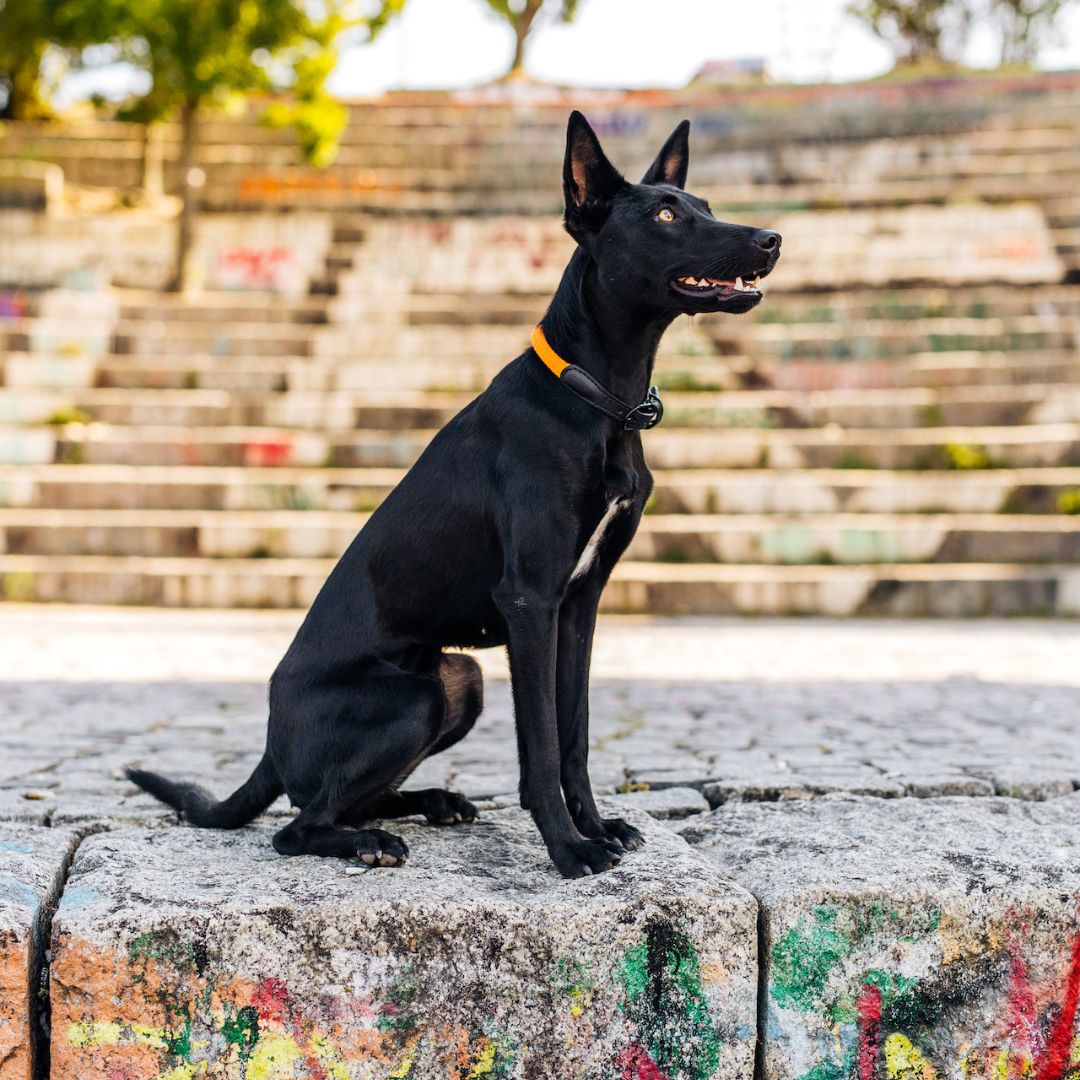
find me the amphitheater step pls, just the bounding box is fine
[7,384,1080,431]
[4,463,1080,515]
[14,347,1075,396]
[6,422,1079,469]
[1,554,1076,615]
[0,508,1076,564]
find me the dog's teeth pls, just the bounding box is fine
[735,276,744,290]
[754,276,761,288]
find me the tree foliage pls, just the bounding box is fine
[846,0,973,66]
[848,0,1078,67]
[0,0,97,119]
[990,0,1077,64]
[480,0,583,79]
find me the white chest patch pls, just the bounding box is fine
[570,499,627,583]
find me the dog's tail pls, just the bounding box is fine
[126,754,283,829]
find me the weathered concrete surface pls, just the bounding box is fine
[0,822,79,1079]
[685,794,1080,1080]
[50,808,757,1080]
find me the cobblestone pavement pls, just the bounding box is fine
[1,605,1078,823]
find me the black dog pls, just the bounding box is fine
[129,112,781,878]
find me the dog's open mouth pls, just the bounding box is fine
[670,274,763,300]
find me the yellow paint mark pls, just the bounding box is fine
[884,1033,941,1080]
[67,1021,170,1050]
[698,961,730,985]
[158,1065,206,1080]
[308,1034,351,1080]
[68,1021,124,1047]
[468,1042,496,1077]
[389,1048,416,1079]
[247,1035,303,1080]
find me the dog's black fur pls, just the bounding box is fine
[128,112,781,878]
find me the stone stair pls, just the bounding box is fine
[3,76,1080,614]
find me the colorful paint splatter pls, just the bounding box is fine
[771,904,1080,1080]
[56,921,727,1079]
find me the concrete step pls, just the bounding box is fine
[7,422,1079,469]
[1,508,1076,565]
[5,463,1080,515]
[13,346,1076,397]
[1,554,1075,614]
[739,314,1080,361]
[114,290,330,324]
[8,384,1080,431]
[4,463,1080,515]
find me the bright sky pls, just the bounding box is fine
[327,0,1080,96]
[55,0,1080,107]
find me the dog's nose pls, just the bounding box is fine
[753,229,782,253]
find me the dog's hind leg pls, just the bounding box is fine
[271,662,449,864]
[347,653,484,826]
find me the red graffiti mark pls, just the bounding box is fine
[251,976,292,1023]
[244,438,293,467]
[616,1043,671,1080]
[1034,930,1080,1080]
[1007,930,1040,1060]
[857,984,883,1080]
[217,246,294,289]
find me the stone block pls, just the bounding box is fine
[689,793,1080,1080]
[51,808,758,1079]
[0,822,79,1079]
[607,786,711,820]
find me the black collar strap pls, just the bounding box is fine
[530,324,664,431]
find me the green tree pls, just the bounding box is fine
[481,0,583,81]
[0,0,93,119]
[84,0,404,290]
[989,0,1078,64]
[847,0,974,66]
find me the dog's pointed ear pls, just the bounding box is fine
[563,111,625,237]
[641,119,691,188]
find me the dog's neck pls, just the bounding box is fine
[540,248,677,411]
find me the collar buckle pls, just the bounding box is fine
[623,388,664,430]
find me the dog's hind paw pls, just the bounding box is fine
[423,790,478,826]
[356,829,409,867]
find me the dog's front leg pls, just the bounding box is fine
[496,585,623,878]
[557,584,645,854]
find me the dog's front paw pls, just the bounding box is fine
[356,829,409,867]
[422,790,478,826]
[552,837,623,879]
[599,817,645,852]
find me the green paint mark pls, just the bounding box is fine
[771,907,853,1013]
[378,969,421,1034]
[795,1061,847,1080]
[162,1016,193,1062]
[128,930,202,976]
[222,1005,260,1061]
[617,921,721,1080]
[553,956,595,1012]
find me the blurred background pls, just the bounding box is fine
[1,0,1079,618]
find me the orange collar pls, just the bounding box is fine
[531,324,569,378]
[529,323,664,431]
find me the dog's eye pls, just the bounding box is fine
[657,207,676,223]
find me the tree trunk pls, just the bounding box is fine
[168,99,200,293]
[140,123,165,203]
[501,0,543,80]
[5,45,48,121]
